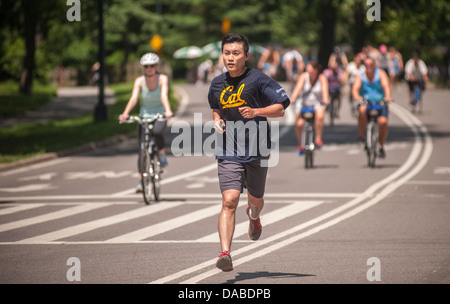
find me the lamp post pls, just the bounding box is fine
[94,0,108,122]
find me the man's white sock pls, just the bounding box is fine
[248,208,259,220]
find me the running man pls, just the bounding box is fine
[208,33,290,271]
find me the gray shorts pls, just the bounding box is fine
[217,158,268,198]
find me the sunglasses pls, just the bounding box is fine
[144,64,157,68]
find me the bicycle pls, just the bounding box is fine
[300,107,316,169]
[120,114,166,204]
[359,99,386,168]
[411,82,423,114]
[328,90,340,126]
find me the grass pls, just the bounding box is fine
[0,81,58,119]
[0,81,179,164]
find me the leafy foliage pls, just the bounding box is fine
[0,0,448,85]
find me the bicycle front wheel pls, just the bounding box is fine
[142,149,153,205]
[151,151,161,202]
[366,122,378,168]
[305,150,313,169]
[418,91,423,114]
[412,87,422,114]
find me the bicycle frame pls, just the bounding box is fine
[362,100,384,168]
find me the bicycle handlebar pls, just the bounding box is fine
[119,114,165,125]
[356,98,389,106]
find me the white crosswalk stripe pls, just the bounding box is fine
[105,204,220,243]
[196,200,324,242]
[0,203,111,233]
[0,203,46,215]
[0,200,327,245]
[15,202,183,244]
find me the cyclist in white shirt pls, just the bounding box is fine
[290,61,329,155]
[404,52,428,105]
[282,48,304,90]
[345,52,366,114]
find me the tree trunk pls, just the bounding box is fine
[19,0,37,95]
[353,1,367,54]
[317,0,338,69]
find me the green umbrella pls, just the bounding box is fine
[173,46,205,59]
[202,41,222,59]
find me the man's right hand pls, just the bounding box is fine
[214,120,226,134]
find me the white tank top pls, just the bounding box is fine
[301,72,322,107]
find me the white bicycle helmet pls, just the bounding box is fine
[140,53,159,65]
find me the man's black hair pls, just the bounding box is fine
[221,33,249,54]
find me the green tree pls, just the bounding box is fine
[1,0,448,88]
[0,0,67,94]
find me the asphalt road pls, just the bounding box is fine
[0,82,449,287]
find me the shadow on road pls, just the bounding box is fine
[223,271,315,284]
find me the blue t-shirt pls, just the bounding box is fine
[208,68,290,162]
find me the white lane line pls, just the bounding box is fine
[104,204,220,243]
[196,200,324,242]
[14,202,183,244]
[151,103,433,284]
[0,203,111,233]
[110,163,218,197]
[0,203,46,215]
[0,158,71,177]
[0,183,56,192]
[406,180,450,185]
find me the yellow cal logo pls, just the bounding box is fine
[220,84,247,109]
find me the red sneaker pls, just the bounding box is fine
[216,250,233,272]
[315,139,323,148]
[246,206,262,241]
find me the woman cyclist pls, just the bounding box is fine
[290,61,329,155]
[119,53,173,192]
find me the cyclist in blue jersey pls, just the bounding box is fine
[352,57,392,158]
[119,53,173,192]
